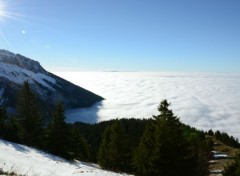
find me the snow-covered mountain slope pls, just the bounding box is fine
[0,139,131,176]
[0,49,103,114]
[0,62,56,90]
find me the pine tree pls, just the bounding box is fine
[98,120,130,172]
[150,100,188,176]
[97,125,111,169]
[69,128,91,161]
[4,115,19,142]
[207,129,214,136]
[133,121,156,176]
[134,100,190,176]
[0,107,7,137]
[16,81,44,147]
[46,102,69,158]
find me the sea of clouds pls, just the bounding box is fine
[54,72,240,139]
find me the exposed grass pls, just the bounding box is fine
[209,136,240,175]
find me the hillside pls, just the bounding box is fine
[209,137,239,176]
[0,139,131,176]
[0,49,103,114]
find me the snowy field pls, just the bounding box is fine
[0,139,131,176]
[54,72,240,139]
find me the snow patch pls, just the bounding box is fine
[213,154,228,159]
[0,63,56,90]
[0,139,131,176]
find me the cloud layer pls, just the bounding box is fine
[55,72,240,139]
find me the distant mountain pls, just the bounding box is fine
[0,49,103,114]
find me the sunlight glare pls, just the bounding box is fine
[0,0,14,48]
[0,0,25,48]
[0,0,24,23]
[0,1,6,21]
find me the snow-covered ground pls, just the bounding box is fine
[0,139,131,176]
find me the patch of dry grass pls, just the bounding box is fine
[209,136,240,176]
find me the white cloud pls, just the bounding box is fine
[21,30,26,34]
[54,72,240,139]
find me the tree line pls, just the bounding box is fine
[207,129,240,148]
[0,82,90,161]
[206,130,240,176]
[95,100,213,175]
[1,81,239,175]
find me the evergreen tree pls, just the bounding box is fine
[0,107,7,137]
[133,121,156,175]
[134,100,193,176]
[98,120,130,172]
[69,128,91,161]
[46,102,69,158]
[215,130,221,139]
[97,125,111,168]
[4,115,19,142]
[150,100,188,176]
[207,129,214,136]
[74,118,149,163]
[195,138,212,176]
[16,81,44,147]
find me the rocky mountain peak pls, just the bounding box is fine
[0,49,104,115]
[0,49,45,73]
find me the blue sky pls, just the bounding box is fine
[0,0,240,72]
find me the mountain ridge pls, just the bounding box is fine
[0,49,45,73]
[0,49,104,116]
